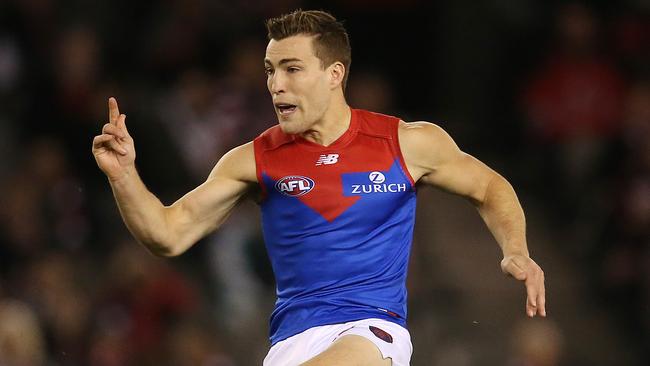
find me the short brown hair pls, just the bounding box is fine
[266,10,352,91]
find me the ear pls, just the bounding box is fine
[328,62,346,90]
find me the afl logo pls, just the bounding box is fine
[368,171,386,184]
[275,176,315,197]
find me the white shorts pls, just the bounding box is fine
[263,318,412,366]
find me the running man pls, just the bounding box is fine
[92,10,546,366]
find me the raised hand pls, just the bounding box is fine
[501,254,546,318]
[92,97,136,181]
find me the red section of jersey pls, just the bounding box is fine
[254,109,412,222]
[295,173,360,222]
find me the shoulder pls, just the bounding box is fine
[397,120,463,180]
[222,141,255,161]
[254,124,293,151]
[398,121,460,158]
[398,120,446,138]
[355,109,399,122]
[354,108,400,136]
[210,141,257,183]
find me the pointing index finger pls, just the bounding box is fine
[108,97,120,125]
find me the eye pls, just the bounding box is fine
[264,68,274,76]
[287,66,300,73]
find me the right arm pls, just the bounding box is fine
[92,98,256,257]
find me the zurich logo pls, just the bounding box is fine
[275,175,315,197]
[368,171,386,184]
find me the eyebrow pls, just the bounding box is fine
[264,58,304,66]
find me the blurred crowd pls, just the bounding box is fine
[0,0,648,365]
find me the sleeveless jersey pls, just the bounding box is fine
[253,108,417,345]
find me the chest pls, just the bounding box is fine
[260,137,414,222]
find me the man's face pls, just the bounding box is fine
[265,34,334,134]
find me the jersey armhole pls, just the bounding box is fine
[391,119,416,187]
[253,138,268,200]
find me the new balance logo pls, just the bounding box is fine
[315,154,339,166]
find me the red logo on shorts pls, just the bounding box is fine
[369,326,393,343]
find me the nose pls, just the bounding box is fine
[268,71,286,95]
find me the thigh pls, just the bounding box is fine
[300,335,392,366]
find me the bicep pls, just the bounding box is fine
[421,151,496,204]
[166,142,256,238]
[400,122,497,204]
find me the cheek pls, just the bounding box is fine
[304,75,329,100]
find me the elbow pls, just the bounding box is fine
[149,245,181,258]
[475,173,512,207]
[140,236,188,258]
[145,207,191,257]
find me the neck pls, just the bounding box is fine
[301,94,351,146]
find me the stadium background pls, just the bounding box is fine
[0,0,648,364]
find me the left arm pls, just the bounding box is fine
[399,121,546,317]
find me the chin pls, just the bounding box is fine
[278,122,303,135]
[277,117,306,135]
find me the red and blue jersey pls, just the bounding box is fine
[253,108,417,345]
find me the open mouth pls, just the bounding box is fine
[275,103,297,115]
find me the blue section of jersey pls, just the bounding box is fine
[341,164,411,196]
[260,160,417,345]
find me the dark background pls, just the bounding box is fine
[0,0,648,365]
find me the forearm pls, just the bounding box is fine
[476,175,529,258]
[108,166,175,256]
